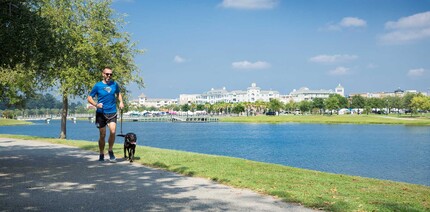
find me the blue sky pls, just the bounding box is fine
[112,0,430,99]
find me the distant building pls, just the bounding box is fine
[349,88,424,99]
[288,84,344,102]
[137,93,177,108]
[179,94,199,105]
[182,83,280,105]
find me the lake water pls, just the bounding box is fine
[1,120,429,186]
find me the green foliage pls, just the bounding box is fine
[284,100,297,113]
[311,98,325,111]
[410,95,430,113]
[181,104,190,112]
[324,96,340,114]
[1,0,144,138]
[268,98,283,112]
[298,100,311,114]
[0,0,57,105]
[232,103,245,114]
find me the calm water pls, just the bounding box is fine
[1,120,429,186]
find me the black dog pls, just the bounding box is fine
[123,133,137,162]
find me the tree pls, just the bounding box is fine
[410,95,430,114]
[402,93,416,115]
[38,0,143,138]
[232,103,245,115]
[367,97,384,114]
[311,98,325,114]
[255,100,267,114]
[384,96,400,114]
[324,96,340,115]
[1,0,57,107]
[298,100,311,115]
[285,100,297,114]
[181,104,190,112]
[330,94,348,109]
[268,99,283,114]
[351,95,366,114]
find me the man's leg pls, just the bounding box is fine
[107,122,117,151]
[98,127,107,161]
[99,127,107,154]
[107,122,117,162]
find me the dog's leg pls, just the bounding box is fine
[124,145,127,159]
[127,148,131,160]
[130,148,134,162]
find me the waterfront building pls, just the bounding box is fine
[137,93,178,108]
[349,88,425,99]
[288,84,345,102]
[190,83,280,105]
[179,94,199,105]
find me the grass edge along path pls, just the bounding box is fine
[1,134,429,211]
[220,114,430,125]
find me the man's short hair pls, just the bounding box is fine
[103,66,112,72]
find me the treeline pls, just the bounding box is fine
[133,93,430,116]
[0,94,87,118]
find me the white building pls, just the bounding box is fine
[186,83,280,105]
[350,88,427,99]
[289,84,345,102]
[179,94,200,105]
[137,93,178,108]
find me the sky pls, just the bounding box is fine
[111,0,430,99]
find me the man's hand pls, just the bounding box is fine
[119,102,124,110]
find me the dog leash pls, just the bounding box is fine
[117,109,125,137]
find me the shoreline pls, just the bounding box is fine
[219,114,430,125]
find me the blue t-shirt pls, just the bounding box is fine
[89,81,120,114]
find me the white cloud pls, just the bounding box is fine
[407,68,426,77]
[309,54,358,64]
[340,17,367,27]
[232,60,271,69]
[219,0,279,10]
[173,55,186,63]
[329,67,350,76]
[386,11,430,30]
[380,11,430,44]
[323,17,367,31]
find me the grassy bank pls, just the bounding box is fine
[220,114,430,125]
[0,118,32,126]
[1,134,429,211]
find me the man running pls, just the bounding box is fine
[87,67,124,162]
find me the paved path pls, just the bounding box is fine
[0,138,315,212]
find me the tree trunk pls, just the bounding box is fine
[59,94,68,139]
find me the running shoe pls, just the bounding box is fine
[98,154,104,161]
[108,151,116,163]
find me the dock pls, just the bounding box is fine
[16,114,219,123]
[122,115,219,122]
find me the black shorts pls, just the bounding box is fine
[95,112,117,128]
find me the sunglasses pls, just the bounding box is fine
[104,73,113,76]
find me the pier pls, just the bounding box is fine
[16,114,218,123]
[122,115,219,122]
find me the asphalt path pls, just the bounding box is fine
[0,138,316,212]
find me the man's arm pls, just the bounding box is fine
[117,93,124,109]
[87,96,102,108]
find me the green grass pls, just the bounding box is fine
[0,118,32,126]
[220,114,430,125]
[1,134,429,211]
